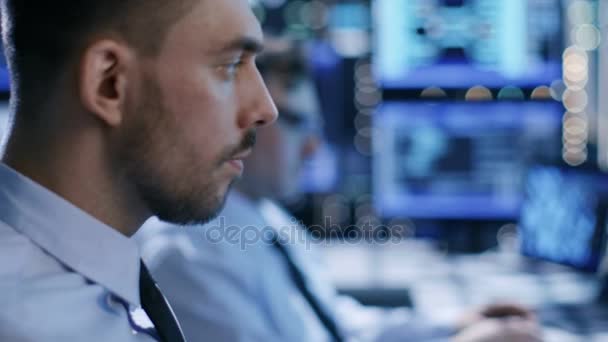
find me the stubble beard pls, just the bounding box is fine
[118,78,230,226]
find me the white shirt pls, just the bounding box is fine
[0,163,156,342]
[137,191,455,342]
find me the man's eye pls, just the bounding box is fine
[224,61,244,78]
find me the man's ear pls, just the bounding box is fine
[79,40,133,127]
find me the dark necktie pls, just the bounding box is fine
[140,261,186,342]
[271,237,344,342]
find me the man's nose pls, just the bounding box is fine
[240,69,279,129]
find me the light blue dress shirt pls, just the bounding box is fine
[136,191,455,342]
[0,163,156,341]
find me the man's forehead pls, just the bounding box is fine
[195,0,263,54]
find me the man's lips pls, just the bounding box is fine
[226,159,244,172]
[224,149,252,173]
[230,149,252,161]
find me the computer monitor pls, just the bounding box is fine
[519,165,608,273]
[373,101,563,219]
[373,0,563,89]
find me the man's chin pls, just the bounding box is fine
[147,178,237,226]
[152,195,226,226]
[189,180,236,224]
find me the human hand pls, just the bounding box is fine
[452,317,543,342]
[458,303,537,331]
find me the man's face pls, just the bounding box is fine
[119,0,277,225]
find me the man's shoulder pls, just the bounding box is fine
[0,222,149,341]
[0,220,38,285]
[0,220,89,297]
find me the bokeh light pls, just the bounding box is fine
[567,0,594,25]
[574,24,601,51]
[465,86,493,101]
[550,80,567,101]
[562,89,588,113]
[497,86,525,100]
[354,132,373,156]
[355,88,381,108]
[563,149,588,166]
[420,87,447,99]
[530,86,552,100]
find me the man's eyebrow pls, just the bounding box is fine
[218,37,264,55]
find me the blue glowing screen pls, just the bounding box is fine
[374,0,563,88]
[520,166,608,272]
[373,101,563,219]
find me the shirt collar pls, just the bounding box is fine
[0,163,141,306]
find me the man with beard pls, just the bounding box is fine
[0,0,277,341]
[137,39,542,342]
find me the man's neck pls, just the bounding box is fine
[2,130,149,237]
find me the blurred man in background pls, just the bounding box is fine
[137,38,542,342]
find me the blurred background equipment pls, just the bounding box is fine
[244,0,606,254]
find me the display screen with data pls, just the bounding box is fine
[373,101,563,219]
[520,166,608,272]
[374,0,563,88]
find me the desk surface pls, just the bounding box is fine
[321,240,599,322]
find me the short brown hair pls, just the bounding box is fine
[1,1,194,104]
